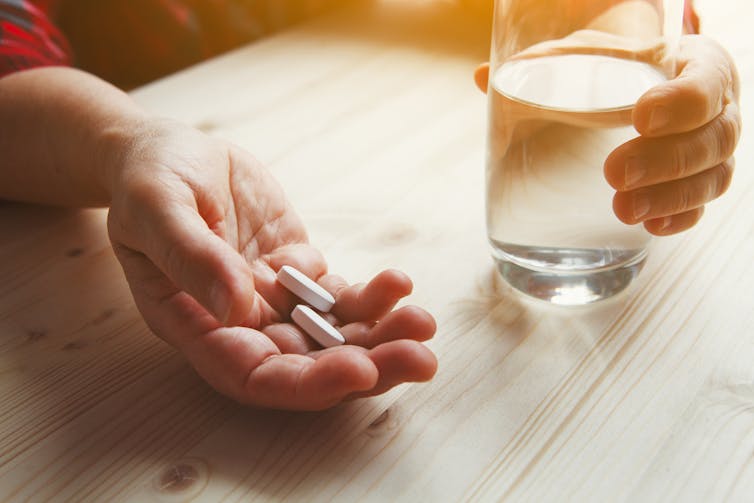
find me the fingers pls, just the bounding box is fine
[474,63,490,93]
[111,244,223,346]
[320,269,414,323]
[151,206,255,326]
[191,325,436,410]
[110,190,255,326]
[243,339,437,409]
[262,322,318,354]
[607,36,741,235]
[116,250,430,410]
[644,207,705,236]
[258,307,437,408]
[307,341,437,401]
[312,309,437,402]
[605,102,741,190]
[264,305,436,354]
[251,243,328,317]
[180,325,280,400]
[181,325,379,410]
[338,306,436,348]
[243,350,378,410]
[612,159,734,228]
[344,340,438,400]
[633,35,739,137]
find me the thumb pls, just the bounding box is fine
[633,35,739,137]
[127,201,255,326]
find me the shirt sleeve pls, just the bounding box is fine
[0,0,72,79]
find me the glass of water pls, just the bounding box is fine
[485,0,684,305]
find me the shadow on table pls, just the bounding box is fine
[0,203,636,501]
[482,263,640,362]
[0,204,431,501]
[0,204,236,499]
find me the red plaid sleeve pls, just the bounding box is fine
[0,0,71,79]
[54,0,347,89]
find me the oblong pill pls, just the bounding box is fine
[277,265,335,312]
[291,305,345,348]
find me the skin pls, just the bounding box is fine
[0,2,742,408]
[475,4,741,236]
[0,67,437,411]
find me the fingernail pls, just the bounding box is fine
[658,216,673,231]
[625,156,646,188]
[210,281,232,324]
[649,106,670,132]
[634,196,651,220]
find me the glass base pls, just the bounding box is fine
[491,242,647,305]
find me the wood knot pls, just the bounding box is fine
[377,225,418,246]
[62,341,85,351]
[369,409,390,428]
[158,463,199,493]
[153,458,209,498]
[366,408,399,437]
[195,120,219,133]
[92,308,116,325]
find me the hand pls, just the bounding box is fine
[106,120,437,410]
[604,35,741,235]
[475,35,741,236]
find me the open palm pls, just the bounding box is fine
[107,122,437,410]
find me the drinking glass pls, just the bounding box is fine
[485,0,684,305]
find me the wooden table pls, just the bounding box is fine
[2,1,752,501]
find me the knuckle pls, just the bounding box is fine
[714,159,735,197]
[715,105,742,158]
[162,240,188,283]
[674,184,693,214]
[709,61,730,106]
[707,125,727,166]
[679,82,714,122]
[670,141,694,179]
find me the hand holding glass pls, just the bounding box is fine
[485,0,686,304]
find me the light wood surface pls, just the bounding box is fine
[1,0,753,501]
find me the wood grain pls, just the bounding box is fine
[1,0,752,501]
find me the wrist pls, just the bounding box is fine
[95,114,169,203]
